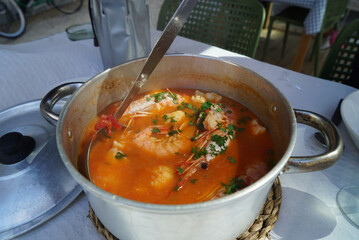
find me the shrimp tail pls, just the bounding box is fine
[176,156,206,190]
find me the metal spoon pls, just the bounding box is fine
[86,0,198,180]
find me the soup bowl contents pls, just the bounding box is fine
[43,55,342,240]
[84,88,276,204]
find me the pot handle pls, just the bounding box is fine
[284,109,344,173]
[40,82,83,126]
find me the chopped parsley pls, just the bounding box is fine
[177,102,196,110]
[103,129,111,138]
[191,146,207,160]
[188,121,195,126]
[167,92,178,104]
[190,179,197,184]
[227,124,237,138]
[217,122,227,132]
[208,134,229,155]
[200,100,213,111]
[190,134,200,141]
[196,112,207,130]
[218,103,227,108]
[162,114,176,123]
[115,151,126,159]
[168,130,178,136]
[227,156,236,163]
[211,134,227,148]
[185,112,195,118]
[221,178,245,194]
[152,127,161,133]
[209,143,217,152]
[150,91,167,103]
[216,123,237,139]
[178,166,184,174]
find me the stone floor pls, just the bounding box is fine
[0,0,330,76]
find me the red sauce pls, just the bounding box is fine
[79,89,276,204]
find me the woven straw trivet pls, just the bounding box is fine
[88,178,282,240]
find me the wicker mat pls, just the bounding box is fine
[88,178,282,240]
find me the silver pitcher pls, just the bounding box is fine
[89,0,151,69]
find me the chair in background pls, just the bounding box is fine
[319,18,359,89]
[157,0,265,58]
[261,0,350,76]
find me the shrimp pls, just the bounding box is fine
[174,98,238,190]
[133,125,193,158]
[123,90,185,116]
[151,165,175,189]
[164,110,186,124]
[250,119,266,135]
[194,90,222,103]
[204,162,267,200]
[203,105,228,131]
[177,129,234,190]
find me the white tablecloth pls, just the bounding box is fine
[1,30,359,239]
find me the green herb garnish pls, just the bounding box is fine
[222,178,245,194]
[200,100,213,111]
[168,130,178,136]
[152,127,161,133]
[167,92,178,104]
[211,134,227,148]
[227,156,236,163]
[151,91,167,103]
[190,179,197,184]
[196,112,207,130]
[115,151,126,159]
[190,134,200,141]
[191,146,208,160]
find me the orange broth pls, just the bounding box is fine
[80,89,276,204]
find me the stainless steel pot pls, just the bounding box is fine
[41,55,343,240]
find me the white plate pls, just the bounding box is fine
[341,90,359,150]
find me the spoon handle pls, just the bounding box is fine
[114,0,198,119]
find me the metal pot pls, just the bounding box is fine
[41,55,343,240]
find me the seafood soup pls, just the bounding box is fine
[80,89,276,204]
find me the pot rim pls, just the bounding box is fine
[57,54,296,212]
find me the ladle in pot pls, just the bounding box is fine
[86,0,199,180]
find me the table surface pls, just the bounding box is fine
[1,30,359,240]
